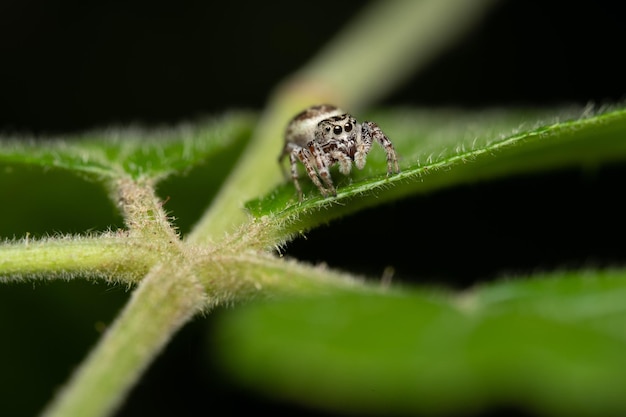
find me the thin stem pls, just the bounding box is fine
[195,250,375,302]
[0,234,154,284]
[114,177,180,242]
[39,178,193,417]
[41,262,207,417]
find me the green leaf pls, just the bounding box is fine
[0,113,254,181]
[247,105,626,240]
[213,269,626,416]
[213,105,626,416]
[0,165,123,237]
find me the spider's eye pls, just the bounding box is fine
[333,126,343,135]
[324,126,331,132]
[344,122,353,132]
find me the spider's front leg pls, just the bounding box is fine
[291,145,335,200]
[307,141,337,197]
[360,121,400,175]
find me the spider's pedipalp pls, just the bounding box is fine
[330,150,353,175]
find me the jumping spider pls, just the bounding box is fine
[279,104,400,200]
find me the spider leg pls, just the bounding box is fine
[308,142,337,197]
[293,147,332,199]
[362,121,400,175]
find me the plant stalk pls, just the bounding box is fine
[0,235,154,284]
[41,262,207,417]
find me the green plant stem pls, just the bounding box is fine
[41,261,207,417]
[39,179,194,417]
[38,246,374,417]
[0,235,154,284]
[114,177,180,242]
[196,251,375,302]
[187,0,496,243]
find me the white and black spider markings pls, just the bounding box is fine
[278,104,400,200]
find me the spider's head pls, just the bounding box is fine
[318,114,357,144]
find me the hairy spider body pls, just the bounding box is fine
[279,104,399,200]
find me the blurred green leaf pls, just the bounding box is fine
[0,113,254,181]
[213,269,626,416]
[0,165,122,237]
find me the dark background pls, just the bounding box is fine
[1,1,623,134]
[1,1,625,416]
